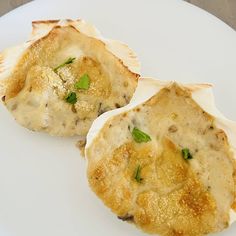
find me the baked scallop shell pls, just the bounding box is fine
[86,78,236,236]
[0,19,140,136]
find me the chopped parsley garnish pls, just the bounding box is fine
[131,127,151,143]
[134,165,143,183]
[53,57,76,72]
[65,92,77,104]
[182,148,193,160]
[74,74,90,90]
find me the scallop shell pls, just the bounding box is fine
[0,19,140,136]
[85,77,236,225]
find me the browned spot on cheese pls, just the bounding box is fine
[93,165,106,181]
[168,124,178,133]
[215,130,227,143]
[115,103,121,108]
[171,229,184,236]
[71,56,111,98]
[231,201,236,211]
[179,179,216,216]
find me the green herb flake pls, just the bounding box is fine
[65,92,77,104]
[74,74,90,90]
[182,148,193,160]
[53,57,76,72]
[134,165,143,183]
[131,127,151,143]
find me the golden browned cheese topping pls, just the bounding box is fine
[2,26,138,136]
[71,57,111,97]
[87,84,236,236]
[89,139,217,236]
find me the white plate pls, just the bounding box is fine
[0,0,236,236]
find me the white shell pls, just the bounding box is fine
[85,77,236,224]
